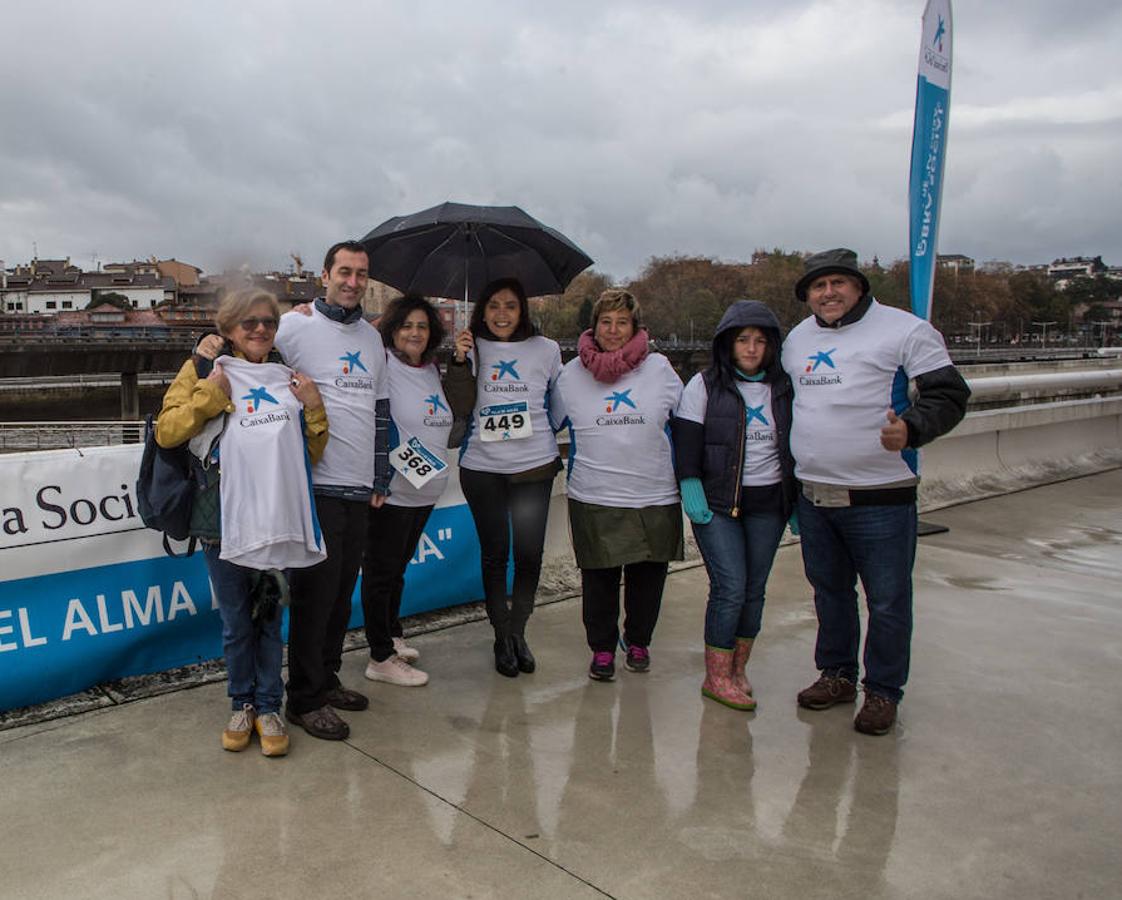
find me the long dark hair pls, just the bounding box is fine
[378,294,445,363]
[469,278,537,341]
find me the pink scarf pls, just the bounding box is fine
[578,328,650,384]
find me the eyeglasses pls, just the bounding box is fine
[238,317,279,332]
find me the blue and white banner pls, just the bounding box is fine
[908,0,952,321]
[0,446,484,712]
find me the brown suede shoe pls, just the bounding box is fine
[797,673,858,710]
[854,694,898,735]
[285,705,350,741]
[324,686,369,711]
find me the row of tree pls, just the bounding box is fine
[534,251,1121,343]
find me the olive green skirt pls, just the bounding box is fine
[567,497,684,570]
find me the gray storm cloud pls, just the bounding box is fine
[1,0,1120,277]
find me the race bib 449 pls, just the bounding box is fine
[478,402,532,442]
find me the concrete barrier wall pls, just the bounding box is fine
[544,393,1122,574]
[920,397,1122,508]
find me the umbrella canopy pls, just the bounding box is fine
[359,202,593,302]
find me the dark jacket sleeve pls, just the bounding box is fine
[443,358,477,418]
[373,397,392,495]
[670,417,705,481]
[901,364,971,448]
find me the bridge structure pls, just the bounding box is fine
[1,329,1120,423]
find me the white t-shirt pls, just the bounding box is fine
[275,307,388,490]
[677,374,782,486]
[459,335,563,474]
[781,299,953,486]
[384,353,453,508]
[216,358,325,570]
[553,353,682,507]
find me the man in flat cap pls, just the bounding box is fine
[782,248,969,734]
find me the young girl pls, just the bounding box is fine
[672,300,797,710]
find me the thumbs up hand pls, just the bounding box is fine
[880,409,909,451]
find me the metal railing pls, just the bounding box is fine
[965,369,1122,403]
[0,373,176,390]
[0,421,144,452]
[3,369,1119,453]
[0,325,201,345]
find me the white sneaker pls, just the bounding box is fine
[392,636,420,662]
[365,655,429,686]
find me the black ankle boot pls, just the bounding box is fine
[511,634,535,673]
[493,636,519,678]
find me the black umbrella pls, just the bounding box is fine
[359,202,593,305]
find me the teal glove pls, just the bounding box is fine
[788,508,800,536]
[680,478,713,525]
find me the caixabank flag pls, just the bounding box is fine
[909,0,953,322]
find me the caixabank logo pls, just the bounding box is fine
[423,393,453,428]
[335,350,375,390]
[924,14,949,73]
[490,359,519,381]
[483,359,528,394]
[339,351,367,375]
[799,348,843,386]
[745,404,776,443]
[241,385,278,413]
[239,385,291,428]
[596,388,646,426]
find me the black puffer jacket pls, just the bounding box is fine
[672,300,798,518]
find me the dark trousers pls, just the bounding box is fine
[286,495,367,714]
[361,503,433,662]
[797,495,917,703]
[459,467,552,637]
[581,561,669,653]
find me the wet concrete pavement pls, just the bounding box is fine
[2,471,1120,899]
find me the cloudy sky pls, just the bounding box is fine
[2,0,1120,281]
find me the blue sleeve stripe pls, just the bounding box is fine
[892,366,919,475]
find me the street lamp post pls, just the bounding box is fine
[968,315,991,360]
[1032,320,1057,350]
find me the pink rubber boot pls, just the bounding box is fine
[732,638,754,698]
[701,646,755,711]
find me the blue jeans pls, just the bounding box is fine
[796,495,917,703]
[204,545,284,714]
[693,505,787,649]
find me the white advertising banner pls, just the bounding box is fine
[0,445,484,712]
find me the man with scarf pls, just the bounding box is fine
[274,240,391,741]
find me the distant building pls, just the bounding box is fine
[1048,256,1106,288]
[364,279,401,316]
[1,257,175,313]
[157,259,202,287]
[937,254,975,274]
[207,269,321,312]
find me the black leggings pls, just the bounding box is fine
[361,503,433,662]
[459,467,553,636]
[581,561,669,653]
